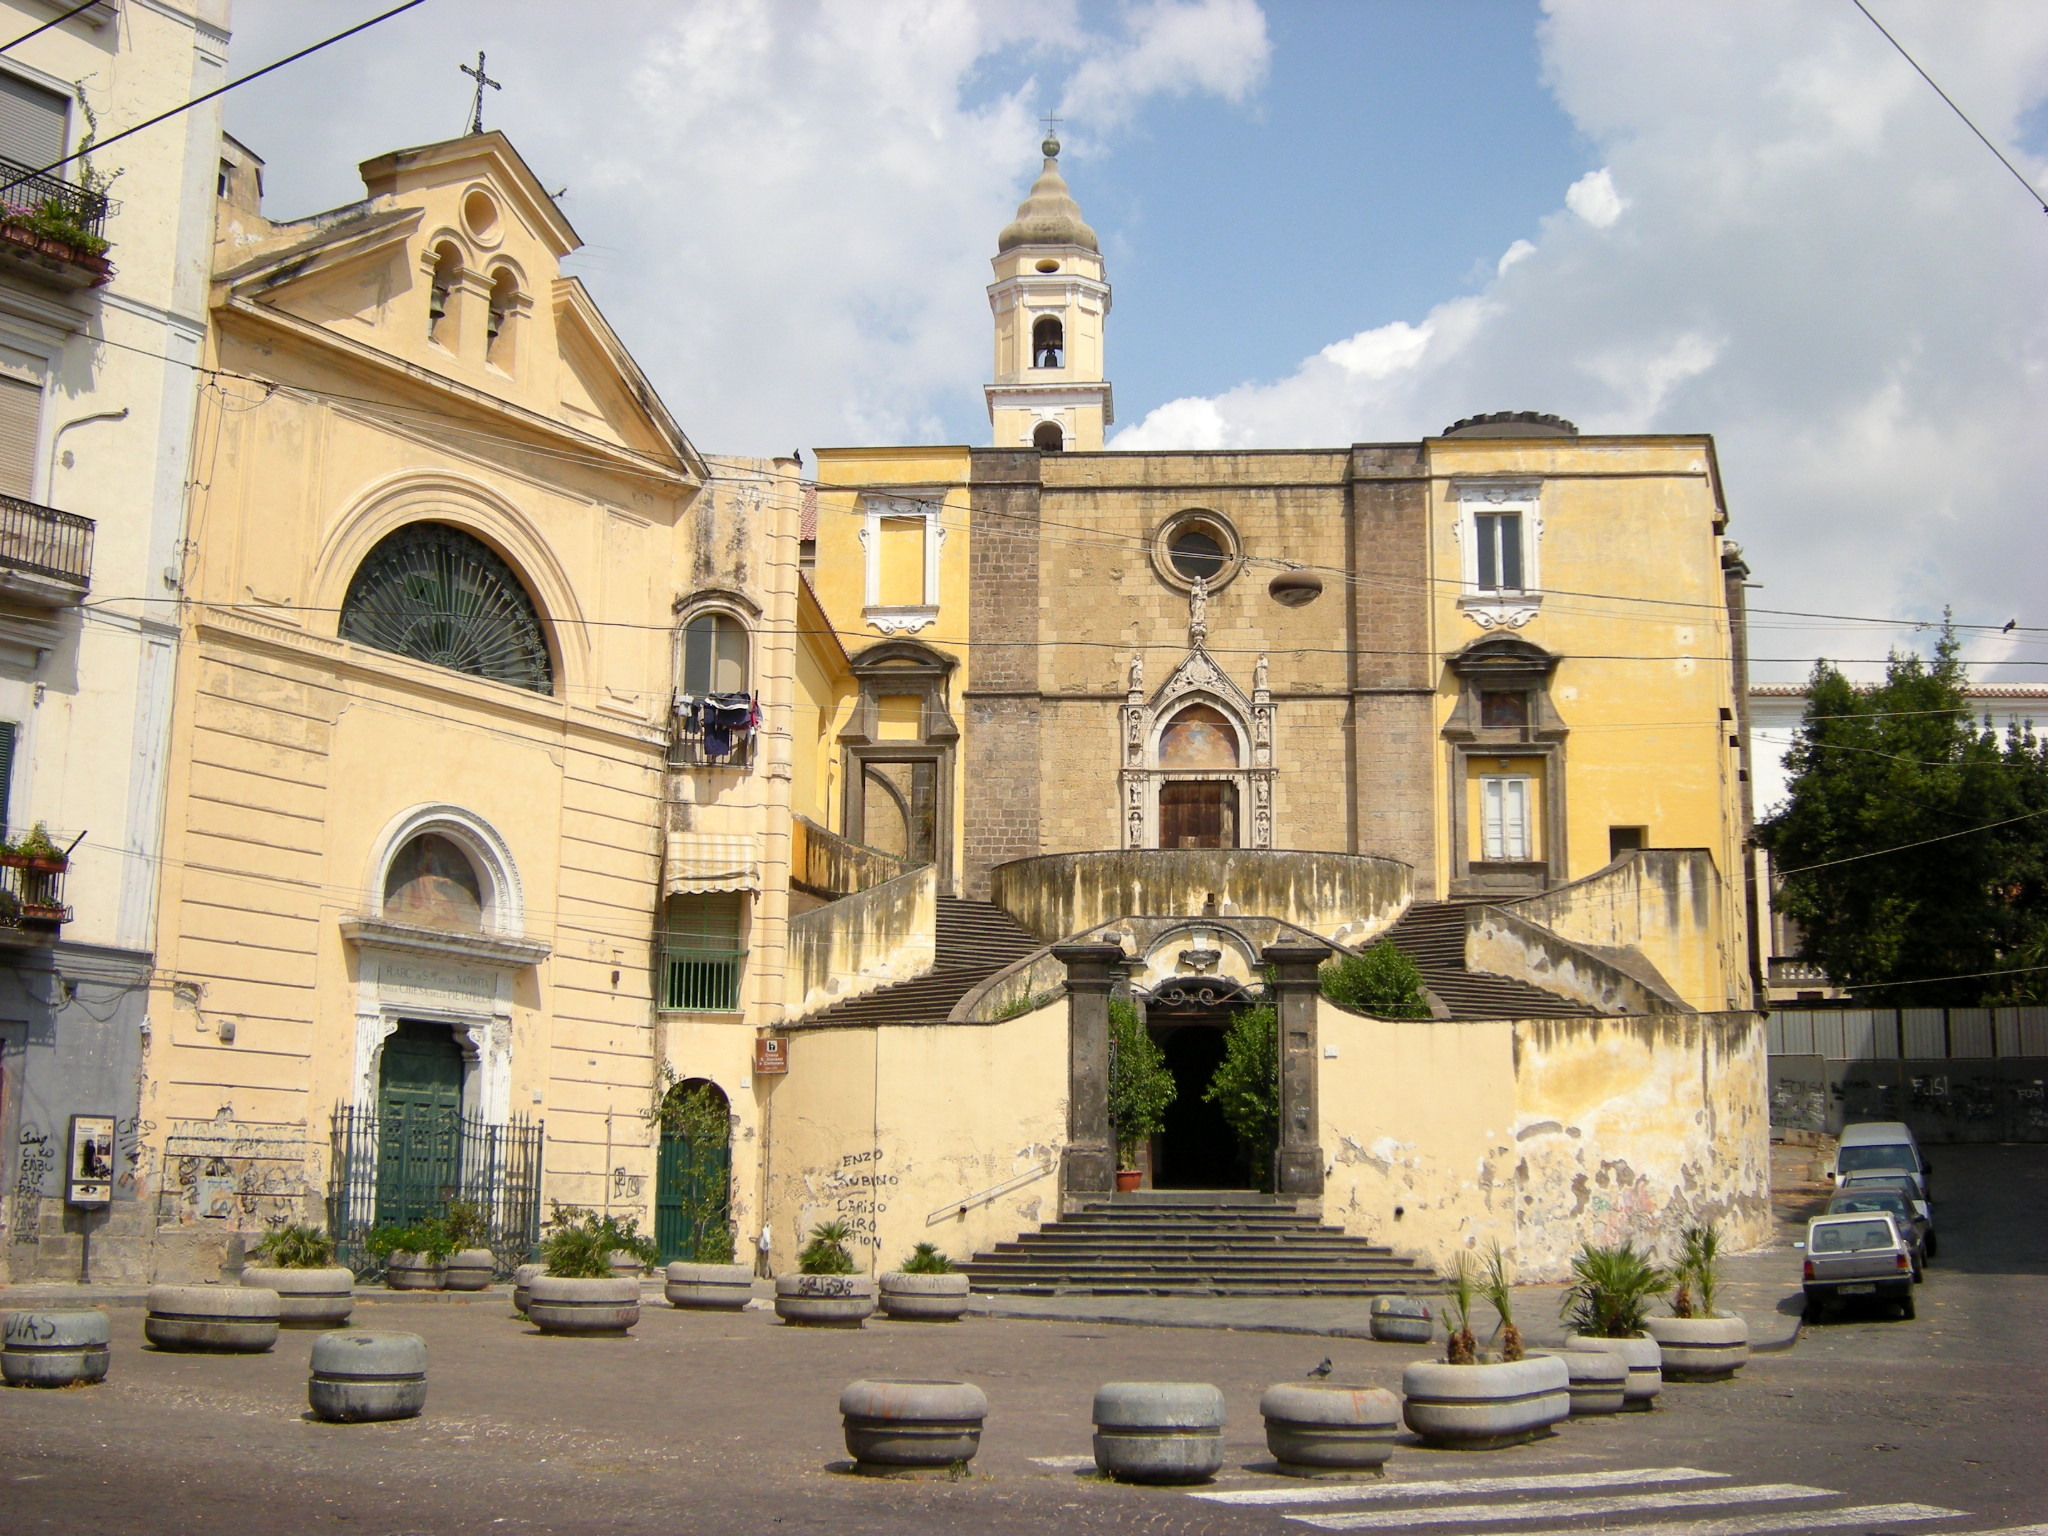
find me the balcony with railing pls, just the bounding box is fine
[0,493,93,602]
[667,712,757,769]
[0,851,70,942]
[0,154,115,288]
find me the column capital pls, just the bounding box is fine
[1053,942,1127,992]
[1261,943,1332,988]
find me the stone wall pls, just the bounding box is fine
[786,865,936,1020]
[1509,849,1736,1012]
[791,815,913,900]
[1465,903,1687,1014]
[962,452,1045,898]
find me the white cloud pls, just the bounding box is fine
[1563,166,1625,227]
[1060,0,1270,132]
[1497,238,1537,275]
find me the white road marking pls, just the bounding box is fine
[1289,1483,1835,1531]
[1196,1466,1730,1508]
[1029,1454,1096,1470]
[1438,1506,1967,1536]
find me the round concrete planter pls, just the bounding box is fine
[775,1274,877,1328]
[1562,1347,1627,1416]
[145,1285,281,1354]
[607,1250,647,1280]
[665,1262,753,1311]
[1259,1383,1400,1478]
[1092,1381,1227,1485]
[309,1330,428,1423]
[444,1249,494,1292]
[1400,1356,1569,1450]
[242,1266,354,1329]
[1644,1315,1750,1382]
[511,1263,543,1315]
[383,1253,446,1291]
[1368,1295,1434,1345]
[839,1378,988,1475]
[527,1276,640,1337]
[3,1309,110,1387]
[879,1272,971,1322]
[1566,1334,1662,1409]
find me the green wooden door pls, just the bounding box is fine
[654,1130,731,1263]
[375,1021,464,1228]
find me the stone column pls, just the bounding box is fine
[1054,942,1124,1210]
[1263,943,1330,1202]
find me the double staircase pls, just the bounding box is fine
[1380,899,1596,1018]
[792,896,1042,1028]
[961,1194,1437,1296]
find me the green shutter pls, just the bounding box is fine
[0,720,17,837]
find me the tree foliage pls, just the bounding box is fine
[1321,939,1432,1017]
[1761,626,2048,1005]
[1204,1001,1279,1187]
[1107,997,1175,1169]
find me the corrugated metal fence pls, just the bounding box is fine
[1767,1007,2048,1061]
[1767,1006,2048,1142]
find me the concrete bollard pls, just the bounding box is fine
[444,1249,494,1292]
[527,1276,640,1336]
[308,1331,428,1422]
[664,1262,753,1311]
[1259,1383,1401,1477]
[2,1310,111,1387]
[241,1266,354,1329]
[839,1378,987,1475]
[511,1263,543,1315]
[1368,1294,1434,1344]
[1566,1335,1662,1410]
[1563,1348,1627,1416]
[145,1285,281,1354]
[1092,1382,1226,1484]
[774,1274,877,1328]
[878,1272,971,1322]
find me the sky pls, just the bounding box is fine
[218,0,2048,685]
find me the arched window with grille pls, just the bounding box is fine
[338,521,555,694]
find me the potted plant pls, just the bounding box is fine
[442,1199,495,1291]
[880,1241,970,1321]
[1561,1240,1670,1410]
[1401,1247,1568,1449]
[366,1218,454,1290]
[240,1223,355,1328]
[526,1205,652,1336]
[1644,1222,1750,1381]
[2,822,67,872]
[775,1220,877,1327]
[1108,999,1174,1191]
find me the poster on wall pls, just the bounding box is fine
[66,1114,116,1206]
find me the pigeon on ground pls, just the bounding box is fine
[1306,1357,1333,1378]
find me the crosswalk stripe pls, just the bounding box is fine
[1195,1467,1731,1508]
[1289,1483,1835,1531]
[1429,1506,1967,1536]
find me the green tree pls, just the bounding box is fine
[1321,939,1431,1017]
[1107,998,1175,1170]
[1204,1001,1278,1187]
[1761,624,2048,1004]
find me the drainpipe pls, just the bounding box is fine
[1723,541,1763,1012]
[46,406,129,501]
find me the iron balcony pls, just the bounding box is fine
[0,492,93,600]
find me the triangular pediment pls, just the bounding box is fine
[1148,646,1252,716]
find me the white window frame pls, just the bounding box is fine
[859,491,945,634]
[1454,481,1543,630]
[1479,774,1535,862]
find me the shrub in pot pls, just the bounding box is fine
[880,1243,969,1321]
[366,1219,454,1291]
[527,1205,653,1336]
[1560,1240,1669,1410]
[1401,1248,1567,1449]
[775,1220,876,1327]
[441,1200,496,1292]
[241,1224,355,1328]
[1108,998,1173,1192]
[1645,1222,1750,1381]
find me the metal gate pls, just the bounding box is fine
[328,1106,544,1276]
[654,1129,731,1264]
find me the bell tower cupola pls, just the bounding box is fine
[986,134,1112,453]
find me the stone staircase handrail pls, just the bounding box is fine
[1463,901,1691,1015]
[787,864,937,1020]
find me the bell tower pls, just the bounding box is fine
[986,135,1113,452]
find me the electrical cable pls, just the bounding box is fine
[1771,805,2048,876]
[0,0,100,53]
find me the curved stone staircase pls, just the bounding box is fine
[789,895,1041,1028]
[1379,899,1597,1018]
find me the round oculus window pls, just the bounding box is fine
[1169,528,1228,582]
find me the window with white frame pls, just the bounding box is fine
[1479,775,1534,861]
[1473,510,1523,593]
[1456,483,1542,617]
[859,493,944,633]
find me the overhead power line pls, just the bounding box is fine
[0,0,101,53]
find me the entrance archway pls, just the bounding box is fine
[1143,978,1259,1190]
[375,1021,465,1227]
[655,1078,733,1263]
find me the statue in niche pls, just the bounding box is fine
[1254,653,1269,694]
[1129,651,1143,693]
[1189,576,1208,648]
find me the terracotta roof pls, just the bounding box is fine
[800,484,818,543]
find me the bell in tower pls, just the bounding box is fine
[985,134,1114,452]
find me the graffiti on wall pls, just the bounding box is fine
[10,1124,51,1244]
[154,1116,316,1231]
[799,1147,898,1252]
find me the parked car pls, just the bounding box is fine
[1802,1212,1917,1320]
[1831,1121,1932,1197]
[1838,1171,1938,1257]
[1825,1189,1928,1278]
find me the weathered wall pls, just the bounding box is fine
[1768,1052,2048,1143]
[1509,850,1734,1012]
[792,815,913,900]
[1318,1000,1769,1281]
[1465,903,1686,1015]
[758,1001,1067,1274]
[786,865,937,1020]
[990,849,1411,946]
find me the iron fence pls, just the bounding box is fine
[0,854,69,930]
[0,153,113,242]
[666,721,755,769]
[661,946,745,1011]
[327,1104,544,1278]
[0,494,93,587]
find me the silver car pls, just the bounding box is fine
[1802,1211,1916,1320]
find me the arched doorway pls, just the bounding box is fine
[654,1078,734,1263]
[1143,978,1258,1190]
[375,1021,465,1227]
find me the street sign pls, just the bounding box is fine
[752,1037,788,1075]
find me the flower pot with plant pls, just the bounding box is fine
[441,1199,496,1291]
[366,1219,455,1291]
[880,1242,970,1321]
[241,1224,354,1328]
[1108,998,1173,1192]
[775,1220,876,1327]
[1644,1222,1750,1381]
[1561,1240,1670,1410]
[527,1206,653,1336]
[1401,1247,1568,1450]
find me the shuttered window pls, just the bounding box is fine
[1481,776,1533,862]
[0,72,66,170]
[0,720,17,836]
[0,374,40,499]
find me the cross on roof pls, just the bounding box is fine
[1042,111,1062,138]
[461,51,501,136]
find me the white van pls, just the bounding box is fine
[1831,1121,1932,1197]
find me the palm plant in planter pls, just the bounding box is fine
[527,1206,653,1336]
[242,1223,355,1328]
[1561,1240,1670,1408]
[1646,1221,1751,1381]
[776,1220,877,1327]
[880,1241,970,1322]
[1402,1247,1567,1448]
[366,1217,455,1290]
[1107,998,1174,1190]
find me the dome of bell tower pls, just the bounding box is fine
[997,137,1099,253]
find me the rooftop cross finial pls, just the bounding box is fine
[1041,110,1062,157]
[461,51,501,136]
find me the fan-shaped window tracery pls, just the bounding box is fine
[339,521,554,694]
